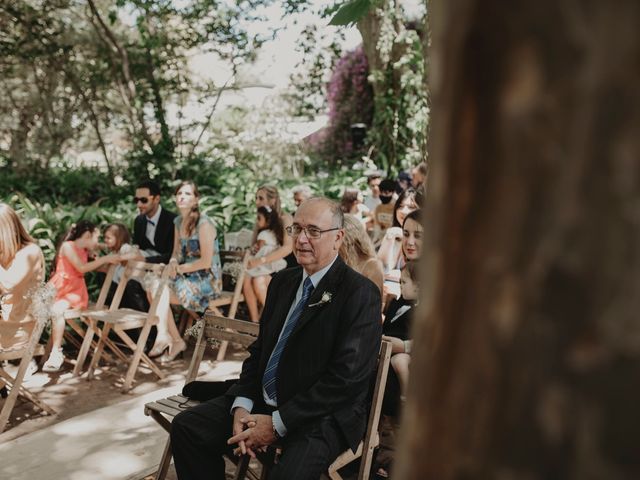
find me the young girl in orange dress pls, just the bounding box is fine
[43,220,118,372]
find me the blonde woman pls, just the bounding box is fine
[338,214,384,296]
[0,204,46,352]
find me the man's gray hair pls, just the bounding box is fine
[292,185,312,197]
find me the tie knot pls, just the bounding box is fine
[303,277,314,296]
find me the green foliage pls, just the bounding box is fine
[368,25,429,172]
[0,0,276,178]
[2,155,368,297]
[329,0,373,26]
[364,2,429,174]
[0,165,123,206]
[287,25,346,119]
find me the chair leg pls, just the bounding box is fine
[73,319,95,376]
[233,455,251,480]
[115,323,165,387]
[327,467,343,480]
[0,318,52,432]
[358,436,379,479]
[154,437,173,480]
[118,320,152,392]
[87,322,112,380]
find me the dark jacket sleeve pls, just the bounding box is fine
[277,280,382,433]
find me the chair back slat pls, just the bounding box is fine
[204,314,259,336]
[95,263,117,308]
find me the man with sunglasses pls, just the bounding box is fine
[133,180,176,264]
[171,197,382,480]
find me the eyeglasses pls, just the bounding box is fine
[133,197,151,204]
[285,224,341,239]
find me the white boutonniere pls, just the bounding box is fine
[308,291,333,308]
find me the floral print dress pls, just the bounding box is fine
[172,214,221,312]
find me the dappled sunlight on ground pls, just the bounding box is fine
[1,344,248,479]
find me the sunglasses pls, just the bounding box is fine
[133,196,152,204]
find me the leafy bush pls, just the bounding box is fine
[2,162,367,272]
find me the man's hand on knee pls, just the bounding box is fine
[228,414,276,456]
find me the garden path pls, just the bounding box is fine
[0,346,245,479]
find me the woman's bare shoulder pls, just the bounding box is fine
[20,242,43,259]
[10,243,43,270]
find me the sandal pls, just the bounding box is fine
[42,348,65,373]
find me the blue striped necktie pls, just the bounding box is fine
[263,277,315,403]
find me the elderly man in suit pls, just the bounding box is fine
[171,197,382,480]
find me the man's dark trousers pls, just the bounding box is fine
[171,395,348,480]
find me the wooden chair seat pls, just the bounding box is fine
[86,308,157,327]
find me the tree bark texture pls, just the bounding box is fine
[396,1,640,479]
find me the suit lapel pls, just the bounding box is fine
[262,269,302,360]
[289,257,346,338]
[154,209,170,247]
[135,215,151,249]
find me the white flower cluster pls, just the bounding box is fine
[27,282,57,323]
[222,260,244,281]
[185,319,204,339]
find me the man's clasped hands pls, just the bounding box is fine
[228,407,278,457]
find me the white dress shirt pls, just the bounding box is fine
[145,206,162,246]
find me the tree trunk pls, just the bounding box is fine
[396,1,640,479]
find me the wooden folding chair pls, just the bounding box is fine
[0,315,56,433]
[179,250,249,361]
[144,313,260,480]
[78,261,169,392]
[60,264,124,375]
[234,340,393,480]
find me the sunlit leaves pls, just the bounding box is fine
[329,0,372,26]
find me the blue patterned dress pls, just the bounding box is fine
[172,214,221,312]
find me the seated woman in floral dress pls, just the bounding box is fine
[146,181,221,363]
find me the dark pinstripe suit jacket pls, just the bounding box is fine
[227,256,382,452]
